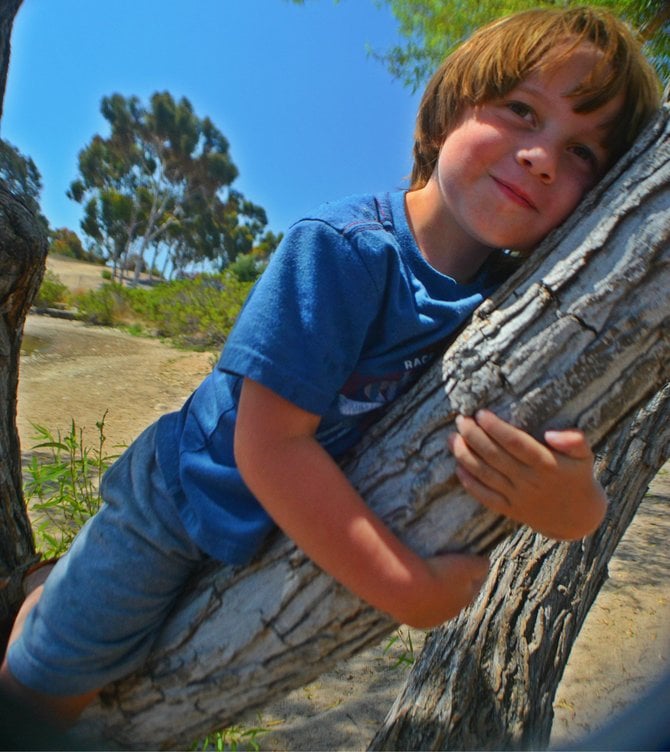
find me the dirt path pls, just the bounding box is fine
[15,256,669,749]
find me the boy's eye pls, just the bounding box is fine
[506,101,534,121]
[570,144,597,168]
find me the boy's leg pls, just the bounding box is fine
[1,570,99,726]
[0,422,205,724]
[1,600,98,727]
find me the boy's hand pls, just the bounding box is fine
[447,410,607,540]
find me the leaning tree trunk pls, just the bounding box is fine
[0,182,47,646]
[370,385,670,751]
[0,0,47,654]
[74,101,669,749]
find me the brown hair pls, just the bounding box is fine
[410,6,662,189]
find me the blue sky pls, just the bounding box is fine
[1,0,421,239]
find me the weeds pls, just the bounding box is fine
[191,714,275,751]
[24,411,121,558]
[384,628,416,669]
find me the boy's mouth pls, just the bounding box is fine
[491,176,538,211]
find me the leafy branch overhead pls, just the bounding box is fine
[289,0,670,91]
[68,92,280,282]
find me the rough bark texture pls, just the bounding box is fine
[74,101,669,749]
[0,0,47,649]
[0,0,22,122]
[0,181,47,644]
[369,385,670,751]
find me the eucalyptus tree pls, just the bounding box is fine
[69,92,271,282]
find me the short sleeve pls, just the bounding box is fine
[218,219,383,415]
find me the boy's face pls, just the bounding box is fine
[433,45,624,253]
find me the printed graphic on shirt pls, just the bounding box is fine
[317,340,444,453]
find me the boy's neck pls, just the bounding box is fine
[405,186,494,284]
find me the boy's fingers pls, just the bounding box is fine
[470,410,547,465]
[448,432,513,494]
[544,429,592,459]
[454,463,513,512]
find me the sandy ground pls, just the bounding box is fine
[14,256,669,750]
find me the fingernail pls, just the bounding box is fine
[455,415,465,431]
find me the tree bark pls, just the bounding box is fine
[369,385,670,751]
[0,0,46,653]
[0,181,47,646]
[74,101,669,749]
[0,0,22,123]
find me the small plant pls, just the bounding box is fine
[191,715,275,751]
[24,412,121,558]
[383,628,416,670]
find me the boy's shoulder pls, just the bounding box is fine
[295,192,398,239]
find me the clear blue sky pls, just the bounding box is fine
[1,0,421,239]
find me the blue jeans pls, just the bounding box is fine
[7,423,205,695]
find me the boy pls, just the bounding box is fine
[0,5,661,726]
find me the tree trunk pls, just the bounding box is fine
[73,102,669,749]
[0,0,47,653]
[0,0,22,123]
[369,385,670,751]
[0,181,47,647]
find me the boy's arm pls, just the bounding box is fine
[448,410,607,540]
[235,377,489,629]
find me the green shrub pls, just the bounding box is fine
[127,272,253,349]
[72,271,252,350]
[101,269,113,280]
[227,253,262,283]
[74,283,134,326]
[34,270,70,309]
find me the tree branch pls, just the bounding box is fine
[74,103,669,749]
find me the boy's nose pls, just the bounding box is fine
[516,144,557,184]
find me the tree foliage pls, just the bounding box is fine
[0,138,47,231]
[374,0,670,90]
[69,92,279,282]
[48,226,103,264]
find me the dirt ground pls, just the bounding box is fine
[15,256,670,750]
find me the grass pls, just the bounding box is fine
[383,628,417,669]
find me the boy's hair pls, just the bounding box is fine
[411,6,662,189]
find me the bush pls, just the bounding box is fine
[74,283,134,326]
[72,272,253,350]
[34,270,70,309]
[127,272,253,349]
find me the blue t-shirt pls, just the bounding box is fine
[156,191,505,565]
